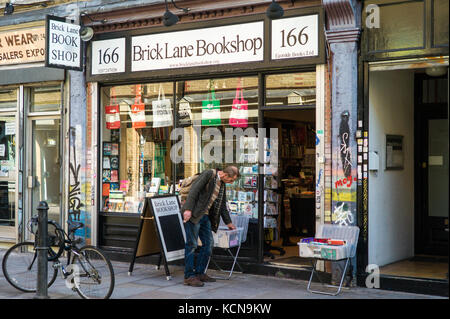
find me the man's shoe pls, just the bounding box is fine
[184,276,204,287]
[197,273,216,282]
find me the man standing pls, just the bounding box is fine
[181,166,239,287]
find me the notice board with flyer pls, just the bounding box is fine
[128,195,186,279]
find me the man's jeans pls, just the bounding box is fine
[184,214,214,279]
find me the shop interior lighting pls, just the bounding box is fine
[163,0,190,27]
[266,0,284,19]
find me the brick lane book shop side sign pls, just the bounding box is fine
[131,21,264,72]
[46,15,82,71]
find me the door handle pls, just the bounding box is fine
[422,162,427,169]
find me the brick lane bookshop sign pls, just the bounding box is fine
[0,27,46,66]
[90,14,319,75]
[45,15,82,71]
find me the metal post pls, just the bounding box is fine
[34,201,49,299]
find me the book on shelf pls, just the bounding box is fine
[103,157,111,169]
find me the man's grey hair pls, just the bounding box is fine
[223,166,240,178]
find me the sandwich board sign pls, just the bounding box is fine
[128,195,186,280]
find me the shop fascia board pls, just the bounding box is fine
[0,0,162,27]
[83,0,321,29]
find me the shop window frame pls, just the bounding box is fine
[96,67,317,262]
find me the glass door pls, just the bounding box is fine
[24,85,63,234]
[30,118,62,224]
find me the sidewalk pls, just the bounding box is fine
[0,249,445,299]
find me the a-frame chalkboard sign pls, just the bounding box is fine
[128,194,186,280]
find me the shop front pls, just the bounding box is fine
[86,4,328,270]
[359,0,448,295]
[0,21,66,244]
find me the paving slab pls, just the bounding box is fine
[0,249,445,300]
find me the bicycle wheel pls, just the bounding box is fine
[2,242,58,293]
[71,245,115,299]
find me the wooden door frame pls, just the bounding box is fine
[414,72,449,256]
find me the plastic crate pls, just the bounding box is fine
[213,226,243,248]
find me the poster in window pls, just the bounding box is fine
[102,169,111,182]
[111,143,119,156]
[111,170,119,182]
[103,156,111,169]
[103,143,112,156]
[102,183,110,196]
[0,122,9,160]
[110,156,119,169]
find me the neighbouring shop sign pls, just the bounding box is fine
[271,14,318,60]
[131,21,264,72]
[0,26,46,66]
[45,15,82,71]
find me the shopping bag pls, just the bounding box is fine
[229,79,248,128]
[131,103,146,128]
[105,87,121,129]
[131,84,146,128]
[152,84,173,128]
[202,83,221,126]
[177,97,192,127]
[105,104,120,129]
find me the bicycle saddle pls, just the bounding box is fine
[68,219,84,232]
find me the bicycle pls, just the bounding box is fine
[2,216,115,299]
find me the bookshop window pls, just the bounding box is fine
[175,76,259,218]
[265,72,316,106]
[101,83,174,213]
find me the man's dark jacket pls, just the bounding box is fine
[181,169,232,233]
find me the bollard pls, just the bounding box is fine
[34,201,49,299]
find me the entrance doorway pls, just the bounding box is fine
[415,73,449,257]
[262,108,316,267]
[368,66,448,280]
[23,85,63,241]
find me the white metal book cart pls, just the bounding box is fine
[205,215,250,280]
[300,224,360,296]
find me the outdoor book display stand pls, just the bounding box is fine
[300,224,360,296]
[205,215,250,280]
[128,195,186,280]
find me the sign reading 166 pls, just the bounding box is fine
[280,26,309,48]
[92,38,125,75]
[271,14,318,60]
[97,47,120,65]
